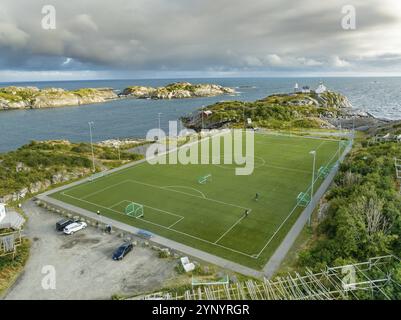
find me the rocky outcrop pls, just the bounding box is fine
[0,168,90,203]
[0,86,118,110]
[183,89,358,131]
[260,91,353,110]
[121,82,236,99]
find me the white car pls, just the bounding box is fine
[63,221,87,235]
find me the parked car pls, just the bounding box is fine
[112,242,133,260]
[56,219,74,231]
[63,221,87,235]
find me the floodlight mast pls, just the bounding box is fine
[309,150,316,226]
[88,121,95,172]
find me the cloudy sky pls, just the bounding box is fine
[0,0,401,81]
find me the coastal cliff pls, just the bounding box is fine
[120,82,236,99]
[0,87,118,110]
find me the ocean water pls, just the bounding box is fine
[1,77,401,152]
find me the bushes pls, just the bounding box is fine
[299,142,401,275]
[0,140,143,197]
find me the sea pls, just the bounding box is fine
[1,77,401,152]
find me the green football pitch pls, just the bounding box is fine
[50,132,344,270]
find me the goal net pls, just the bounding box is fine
[198,174,212,184]
[88,171,106,182]
[125,202,144,218]
[297,192,311,207]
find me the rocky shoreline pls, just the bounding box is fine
[0,82,236,111]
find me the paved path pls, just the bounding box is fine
[263,141,353,278]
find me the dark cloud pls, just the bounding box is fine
[0,0,400,80]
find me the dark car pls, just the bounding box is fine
[56,219,74,231]
[112,242,133,260]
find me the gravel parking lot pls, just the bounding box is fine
[5,200,178,300]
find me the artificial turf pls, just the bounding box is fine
[50,131,343,270]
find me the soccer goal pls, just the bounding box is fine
[318,166,331,178]
[297,192,311,207]
[198,174,212,184]
[88,171,106,182]
[125,202,144,218]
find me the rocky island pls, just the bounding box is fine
[0,86,118,110]
[182,83,385,131]
[120,82,236,99]
[0,82,236,110]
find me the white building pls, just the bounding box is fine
[301,86,311,93]
[294,83,299,92]
[315,82,327,94]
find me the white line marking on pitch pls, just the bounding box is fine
[127,179,249,210]
[214,210,251,244]
[60,192,255,258]
[167,216,185,228]
[162,185,207,198]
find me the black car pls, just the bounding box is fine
[56,219,74,231]
[112,242,133,260]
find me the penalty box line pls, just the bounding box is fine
[60,191,256,259]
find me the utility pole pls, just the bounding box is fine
[88,121,95,172]
[309,150,316,226]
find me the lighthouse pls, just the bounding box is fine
[294,83,299,93]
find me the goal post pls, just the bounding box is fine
[297,192,311,207]
[125,202,144,218]
[198,174,212,184]
[88,171,106,182]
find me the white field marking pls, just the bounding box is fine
[60,192,255,258]
[262,164,310,174]
[214,210,251,244]
[81,180,131,200]
[162,185,206,198]
[167,216,185,228]
[254,130,345,142]
[57,131,349,260]
[62,179,130,200]
[126,179,250,211]
[56,130,232,196]
[109,200,127,209]
[315,140,327,151]
[210,155,266,170]
[254,141,344,258]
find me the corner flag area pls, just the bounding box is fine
[49,131,346,270]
